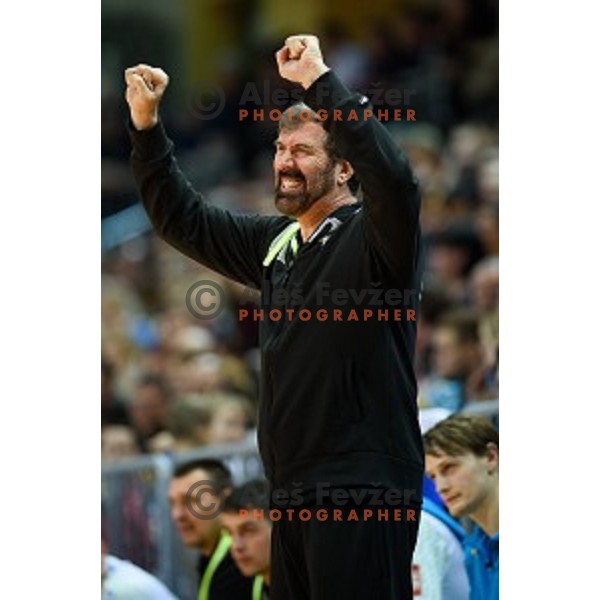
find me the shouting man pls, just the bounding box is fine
[125,34,423,599]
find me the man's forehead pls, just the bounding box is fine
[426,451,465,466]
[276,122,327,146]
[221,512,253,528]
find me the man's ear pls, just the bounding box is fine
[485,442,499,473]
[336,160,354,185]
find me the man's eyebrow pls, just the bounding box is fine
[273,140,315,151]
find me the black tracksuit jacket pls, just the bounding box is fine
[129,71,424,501]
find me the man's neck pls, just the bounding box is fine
[262,569,271,587]
[471,481,499,537]
[200,528,221,558]
[297,191,357,242]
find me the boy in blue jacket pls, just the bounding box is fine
[424,415,499,600]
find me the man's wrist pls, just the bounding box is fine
[301,64,330,90]
[131,112,158,131]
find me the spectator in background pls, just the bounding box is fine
[468,258,499,398]
[413,408,469,600]
[221,480,272,599]
[129,373,171,450]
[149,394,213,453]
[426,226,483,304]
[101,359,131,428]
[414,283,452,379]
[102,425,141,462]
[102,545,178,600]
[204,393,255,446]
[398,124,445,205]
[447,125,495,191]
[476,203,499,256]
[165,323,256,400]
[149,391,255,453]
[168,459,254,599]
[468,257,499,316]
[420,309,483,410]
[476,149,499,206]
[164,326,217,395]
[424,415,499,600]
[168,324,216,360]
[477,310,498,398]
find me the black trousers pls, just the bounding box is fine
[270,501,421,600]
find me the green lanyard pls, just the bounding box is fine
[197,532,232,600]
[263,222,300,267]
[197,531,265,600]
[252,574,264,600]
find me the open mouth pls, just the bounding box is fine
[278,173,305,192]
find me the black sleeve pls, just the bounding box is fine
[303,71,421,281]
[128,120,290,289]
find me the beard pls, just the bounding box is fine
[274,162,336,217]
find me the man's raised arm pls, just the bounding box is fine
[276,36,421,281]
[124,64,286,289]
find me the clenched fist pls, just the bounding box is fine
[275,35,329,90]
[124,64,169,130]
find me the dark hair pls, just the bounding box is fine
[430,225,484,274]
[423,415,498,457]
[172,458,232,493]
[223,479,270,513]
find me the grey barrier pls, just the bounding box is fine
[101,437,263,599]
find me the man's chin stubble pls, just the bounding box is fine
[275,193,310,217]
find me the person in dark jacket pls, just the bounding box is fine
[221,480,273,600]
[125,34,423,599]
[168,459,255,600]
